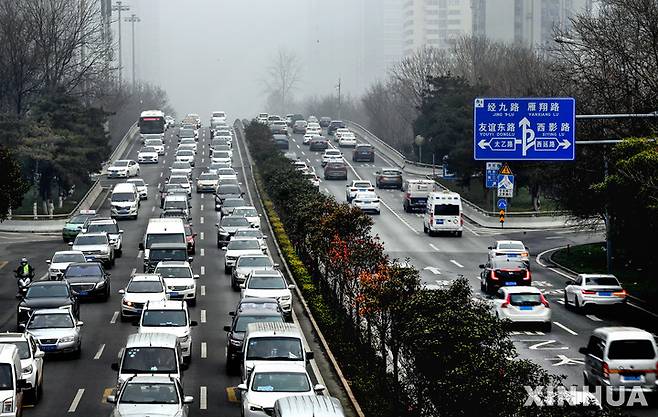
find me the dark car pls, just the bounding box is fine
[270,123,288,136]
[17,281,80,329]
[223,308,284,372]
[272,134,289,150]
[324,161,348,180]
[220,197,247,217]
[309,136,329,151]
[479,258,532,294]
[63,262,111,301]
[352,144,375,162]
[327,120,346,136]
[215,184,244,210]
[319,116,332,127]
[291,113,304,125]
[292,120,307,134]
[184,223,197,254]
[143,242,190,273]
[216,215,252,247]
[375,168,403,189]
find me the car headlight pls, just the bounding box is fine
[186,285,195,290]
[3,398,13,413]
[229,338,242,346]
[59,336,75,343]
[123,300,133,306]
[95,281,106,289]
[236,272,246,278]
[22,365,33,374]
[18,306,30,312]
[100,248,109,254]
[281,295,291,301]
[179,335,189,343]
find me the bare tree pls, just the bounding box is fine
[264,49,302,115]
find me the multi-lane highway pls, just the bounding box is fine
[285,127,658,411]
[0,123,345,416]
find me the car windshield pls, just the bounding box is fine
[198,173,217,181]
[434,204,460,216]
[75,235,107,245]
[66,264,102,277]
[177,150,193,156]
[142,310,187,327]
[120,382,178,405]
[112,193,134,203]
[248,276,287,289]
[26,284,69,298]
[179,129,194,138]
[87,223,118,234]
[155,266,192,279]
[69,215,92,224]
[114,161,129,167]
[171,162,190,170]
[168,177,187,185]
[252,372,310,393]
[238,301,279,311]
[28,313,73,329]
[585,277,620,286]
[214,151,230,158]
[150,250,188,262]
[509,293,542,306]
[0,365,13,390]
[52,253,85,263]
[129,179,145,186]
[608,340,656,360]
[145,140,162,146]
[233,208,257,217]
[246,337,303,360]
[222,217,250,227]
[127,281,164,293]
[141,147,157,153]
[235,315,283,332]
[121,347,178,374]
[228,240,261,250]
[217,169,236,176]
[235,230,262,239]
[164,200,187,210]
[498,242,525,250]
[238,257,272,267]
[0,342,30,360]
[219,185,241,194]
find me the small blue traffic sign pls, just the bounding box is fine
[473,98,576,161]
[485,162,501,189]
[497,199,507,210]
[497,174,515,198]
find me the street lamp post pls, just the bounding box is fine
[336,77,342,119]
[111,1,130,87]
[125,13,140,89]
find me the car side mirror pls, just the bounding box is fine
[228,311,235,316]
[487,246,493,250]
[111,362,119,371]
[239,284,245,289]
[306,351,314,360]
[288,285,296,290]
[183,396,194,404]
[34,350,45,359]
[193,274,200,279]
[314,384,325,393]
[45,260,51,264]
[107,395,117,404]
[478,264,485,269]
[223,325,231,332]
[274,263,280,268]
[190,320,198,326]
[237,383,247,391]
[119,230,124,234]
[68,242,73,247]
[193,233,197,238]
[76,321,84,327]
[220,247,226,251]
[188,256,194,262]
[139,243,145,250]
[118,289,125,294]
[565,280,573,286]
[578,347,588,355]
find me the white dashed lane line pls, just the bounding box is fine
[110,311,119,324]
[68,389,85,413]
[200,248,205,257]
[199,386,207,410]
[201,342,207,358]
[94,344,105,360]
[200,309,207,323]
[201,285,206,296]
[554,321,578,335]
[429,244,440,252]
[200,266,205,275]
[450,259,464,268]
[200,232,204,240]
[586,314,603,322]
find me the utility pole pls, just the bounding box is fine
[125,13,140,89]
[336,77,341,119]
[111,1,130,87]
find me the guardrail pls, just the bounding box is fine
[8,122,138,220]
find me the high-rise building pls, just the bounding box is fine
[403,0,473,56]
[472,0,593,48]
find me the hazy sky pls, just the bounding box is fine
[114,0,382,120]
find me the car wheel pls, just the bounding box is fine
[480,278,485,291]
[120,312,128,322]
[543,322,552,333]
[484,280,493,294]
[29,376,39,404]
[116,247,122,258]
[423,223,428,233]
[456,231,462,237]
[104,287,110,302]
[574,297,582,312]
[224,265,231,274]
[188,297,196,307]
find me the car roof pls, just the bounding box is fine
[275,396,344,415]
[0,333,30,342]
[124,374,177,385]
[250,269,284,277]
[500,286,542,294]
[126,332,178,348]
[155,260,190,267]
[592,327,655,341]
[130,274,163,282]
[578,274,618,279]
[53,250,85,256]
[144,300,187,311]
[490,258,526,268]
[77,232,107,238]
[28,280,69,287]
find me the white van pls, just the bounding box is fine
[111,333,183,388]
[139,218,186,260]
[110,183,140,220]
[242,322,313,381]
[274,395,345,417]
[0,344,30,416]
[422,191,463,237]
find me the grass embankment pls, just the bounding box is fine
[553,243,657,309]
[436,178,558,213]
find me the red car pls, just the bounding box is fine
[184,223,197,254]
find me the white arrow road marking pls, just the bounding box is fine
[545,354,584,366]
[68,389,85,412]
[450,259,464,268]
[423,266,441,275]
[524,340,569,350]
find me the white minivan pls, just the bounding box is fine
[422,191,463,237]
[0,344,31,416]
[110,183,140,220]
[111,333,183,388]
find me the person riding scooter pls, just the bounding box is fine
[14,258,34,298]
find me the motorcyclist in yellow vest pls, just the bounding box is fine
[15,258,34,278]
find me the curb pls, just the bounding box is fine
[235,121,366,417]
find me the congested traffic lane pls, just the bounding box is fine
[288,129,658,410]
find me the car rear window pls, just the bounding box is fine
[585,277,620,286]
[509,294,541,306]
[607,340,656,360]
[433,204,460,216]
[498,242,525,250]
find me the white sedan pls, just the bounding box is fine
[107,160,140,178]
[563,274,627,311]
[346,180,374,202]
[321,149,343,166]
[127,178,148,200]
[488,240,529,265]
[233,206,261,228]
[492,286,551,332]
[119,274,167,321]
[303,134,315,144]
[338,132,357,147]
[352,191,380,214]
[137,146,159,164]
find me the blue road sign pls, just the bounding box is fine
[473,97,576,161]
[485,162,502,189]
[497,199,507,210]
[497,174,515,198]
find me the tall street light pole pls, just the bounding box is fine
[111,1,130,87]
[125,13,140,89]
[336,77,341,119]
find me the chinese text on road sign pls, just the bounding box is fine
[473,98,576,161]
[485,162,501,189]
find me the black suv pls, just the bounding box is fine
[327,120,346,136]
[143,242,191,273]
[223,307,284,372]
[214,184,244,210]
[17,281,80,328]
[272,134,289,150]
[319,116,332,127]
[64,262,111,301]
[479,258,531,294]
[352,144,375,162]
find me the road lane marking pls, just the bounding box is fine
[151,206,155,212]
[200,386,207,410]
[200,266,205,275]
[39,272,49,281]
[450,259,464,268]
[545,236,562,239]
[324,187,330,193]
[160,172,163,177]
[200,248,205,256]
[200,204,204,211]
[201,193,205,199]
[429,244,440,251]
[201,342,207,358]
[137,250,143,258]
[200,232,204,240]
[201,285,206,296]
[554,321,578,335]
[130,268,136,276]
[200,216,204,224]
[68,388,85,412]
[94,344,105,360]
[424,266,441,275]
[525,340,569,350]
[110,311,119,324]
[200,309,207,323]
[0,261,7,270]
[201,158,204,163]
[586,314,602,322]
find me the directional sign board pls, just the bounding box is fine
[485,162,501,188]
[497,174,514,198]
[474,97,575,161]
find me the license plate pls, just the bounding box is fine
[622,375,641,381]
[599,292,612,296]
[508,254,519,257]
[519,306,533,311]
[170,292,179,297]
[505,281,517,286]
[85,256,95,261]
[79,291,88,296]
[41,345,56,352]
[436,219,444,224]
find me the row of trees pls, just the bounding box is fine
[243,121,613,416]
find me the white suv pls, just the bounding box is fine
[154,261,199,306]
[138,300,198,364]
[345,180,374,202]
[241,270,294,320]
